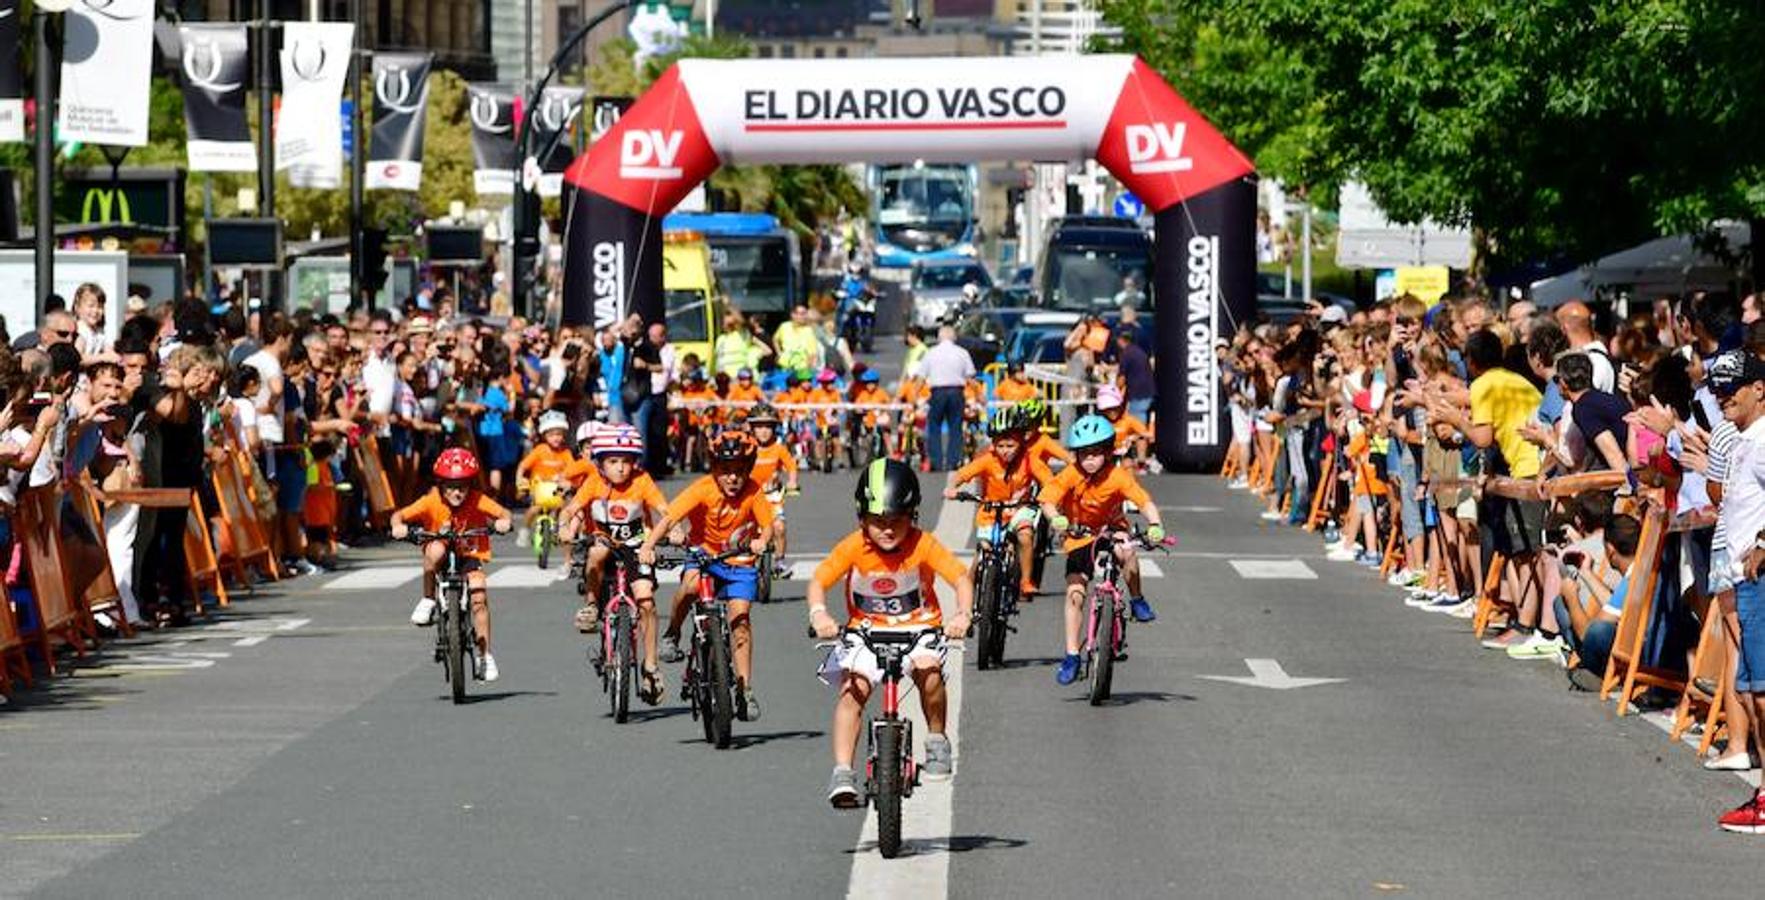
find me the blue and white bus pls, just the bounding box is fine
[867,162,979,269]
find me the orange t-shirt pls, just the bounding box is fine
[727,382,764,408]
[679,386,717,427]
[813,529,966,628]
[570,467,669,545]
[664,475,777,556]
[563,457,598,487]
[952,450,1053,525]
[897,379,929,412]
[517,444,576,483]
[1109,413,1152,452]
[1346,431,1389,498]
[995,378,1038,403]
[751,440,797,490]
[807,386,842,426]
[1080,321,1112,355]
[1041,463,1152,550]
[395,489,511,560]
[850,384,892,427]
[1029,433,1073,467]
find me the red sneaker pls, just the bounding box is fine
[1718,791,1765,834]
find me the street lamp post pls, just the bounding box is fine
[34,0,75,320]
[510,0,635,319]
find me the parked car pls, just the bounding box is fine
[1002,311,1082,365]
[953,309,1010,369]
[1035,216,1152,313]
[994,264,1037,306]
[906,258,994,329]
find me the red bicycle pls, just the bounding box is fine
[587,536,645,723]
[656,545,751,748]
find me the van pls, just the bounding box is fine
[661,232,723,373]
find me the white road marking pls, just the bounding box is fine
[232,635,269,647]
[486,566,568,588]
[931,495,973,551]
[1162,505,1222,513]
[323,566,422,590]
[1198,658,1345,690]
[846,642,965,898]
[1228,559,1317,580]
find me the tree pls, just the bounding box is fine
[1099,0,1765,275]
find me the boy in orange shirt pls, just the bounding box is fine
[746,404,798,578]
[808,459,972,806]
[392,448,514,682]
[515,411,576,547]
[727,368,765,410]
[1040,415,1165,686]
[559,424,672,700]
[943,407,1052,595]
[1340,390,1388,567]
[639,431,775,719]
[1096,384,1153,470]
[1015,398,1071,469]
[995,361,1038,403]
[848,367,894,436]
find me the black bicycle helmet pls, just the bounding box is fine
[709,430,758,466]
[747,403,780,425]
[854,458,921,520]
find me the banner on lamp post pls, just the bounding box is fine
[0,0,22,143]
[277,21,354,189]
[177,24,254,172]
[57,0,156,147]
[533,86,585,198]
[467,83,516,196]
[366,52,431,191]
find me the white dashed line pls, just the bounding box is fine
[1228,559,1317,580]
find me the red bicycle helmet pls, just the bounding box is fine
[433,447,481,481]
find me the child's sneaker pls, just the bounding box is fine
[479,653,499,682]
[1055,654,1082,685]
[410,597,437,626]
[1129,598,1156,623]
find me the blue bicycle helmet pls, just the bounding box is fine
[1067,414,1116,451]
[860,368,881,383]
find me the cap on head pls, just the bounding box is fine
[1320,305,1348,325]
[1707,350,1765,397]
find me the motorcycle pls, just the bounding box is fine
[838,280,878,354]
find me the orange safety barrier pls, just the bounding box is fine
[0,568,31,696]
[15,487,90,673]
[1600,496,1685,715]
[1304,455,1336,531]
[356,433,397,528]
[1472,553,1512,640]
[210,445,280,584]
[1670,612,1730,755]
[106,487,230,612]
[68,479,132,639]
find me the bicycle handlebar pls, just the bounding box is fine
[1062,523,1173,551]
[653,543,757,571]
[952,492,1038,511]
[402,527,494,546]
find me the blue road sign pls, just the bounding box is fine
[1113,192,1146,219]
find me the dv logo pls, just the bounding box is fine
[1125,122,1193,175]
[619,129,684,180]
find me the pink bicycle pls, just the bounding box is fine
[1072,526,1166,706]
[588,536,645,723]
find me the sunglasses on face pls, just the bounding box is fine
[53,329,75,339]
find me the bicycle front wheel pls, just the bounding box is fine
[610,607,633,723]
[874,720,904,858]
[1087,593,1115,706]
[707,616,736,748]
[444,589,468,705]
[536,518,555,569]
[973,556,1000,671]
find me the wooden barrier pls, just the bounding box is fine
[16,487,89,670]
[1600,497,1685,715]
[1670,612,1730,755]
[356,433,397,528]
[1472,553,1512,640]
[210,448,280,583]
[106,488,230,612]
[0,572,31,695]
[1304,455,1336,531]
[68,480,131,639]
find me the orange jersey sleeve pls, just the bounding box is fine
[752,441,797,488]
[397,489,507,559]
[813,529,966,627]
[665,476,775,553]
[519,445,576,482]
[1031,434,1073,465]
[995,379,1037,403]
[1111,415,1151,451]
[563,457,598,487]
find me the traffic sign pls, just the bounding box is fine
[341,99,354,161]
[1113,192,1145,219]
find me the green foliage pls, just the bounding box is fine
[588,34,868,239]
[1099,0,1765,270]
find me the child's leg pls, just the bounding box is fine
[467,570,491,653]
[832,673,872,767]
[912,659,947,733]
[422,541,445,597]
[728,599,753,685]
[1064,574,1087,654]
[1015,524,1037,588]
[1118,541,1142,599]
[666,572,696,639]
[635,581,659,671]
[584,543,610,605]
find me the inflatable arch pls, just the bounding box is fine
[562,55,1256,468]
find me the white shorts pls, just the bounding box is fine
[976,507,1038,543]
[1230,404,1253,444]
[820,629,946,686]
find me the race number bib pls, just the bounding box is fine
[591,498,644,545]
[850,571,924,617]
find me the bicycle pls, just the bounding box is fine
[655,544,752,748]
[403,527,491,705]
[530,481,565,570]
[1066,525,1166,706]
[586,536,645,723]
[815,622,947,859]
[953,493,1036,670]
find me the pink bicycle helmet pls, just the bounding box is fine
[590,424,644,459]
[816,367,838,384]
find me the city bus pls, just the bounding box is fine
[867,162,979,269]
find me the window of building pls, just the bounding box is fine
[757,45,774,58]
[781,44,796,58]
[836,46,849,58]
[814,47,826,58]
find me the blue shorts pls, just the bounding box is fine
[705,560,759,603]
[273,450,308,514]
[1734,578,1765,694]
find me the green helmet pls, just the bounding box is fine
[1015,397,1048,428]
[987,406,1021,437]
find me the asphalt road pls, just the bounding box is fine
[5,468,1763,898]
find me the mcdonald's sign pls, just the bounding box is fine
[53,168,187,240]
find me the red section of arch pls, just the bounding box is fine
[1092,58,1254,214]
[564,65,720,215]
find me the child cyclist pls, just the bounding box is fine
[944,407,1053,597]
[1096,384,1153,470]
[1016,397,1072,470]
[393,448,514,682]
[639,431,775,719]
[746,403,798,579]
[809,459,973,807]
[515,410,576,547]
[558,424,671,702]
[1039,415,1165,686]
